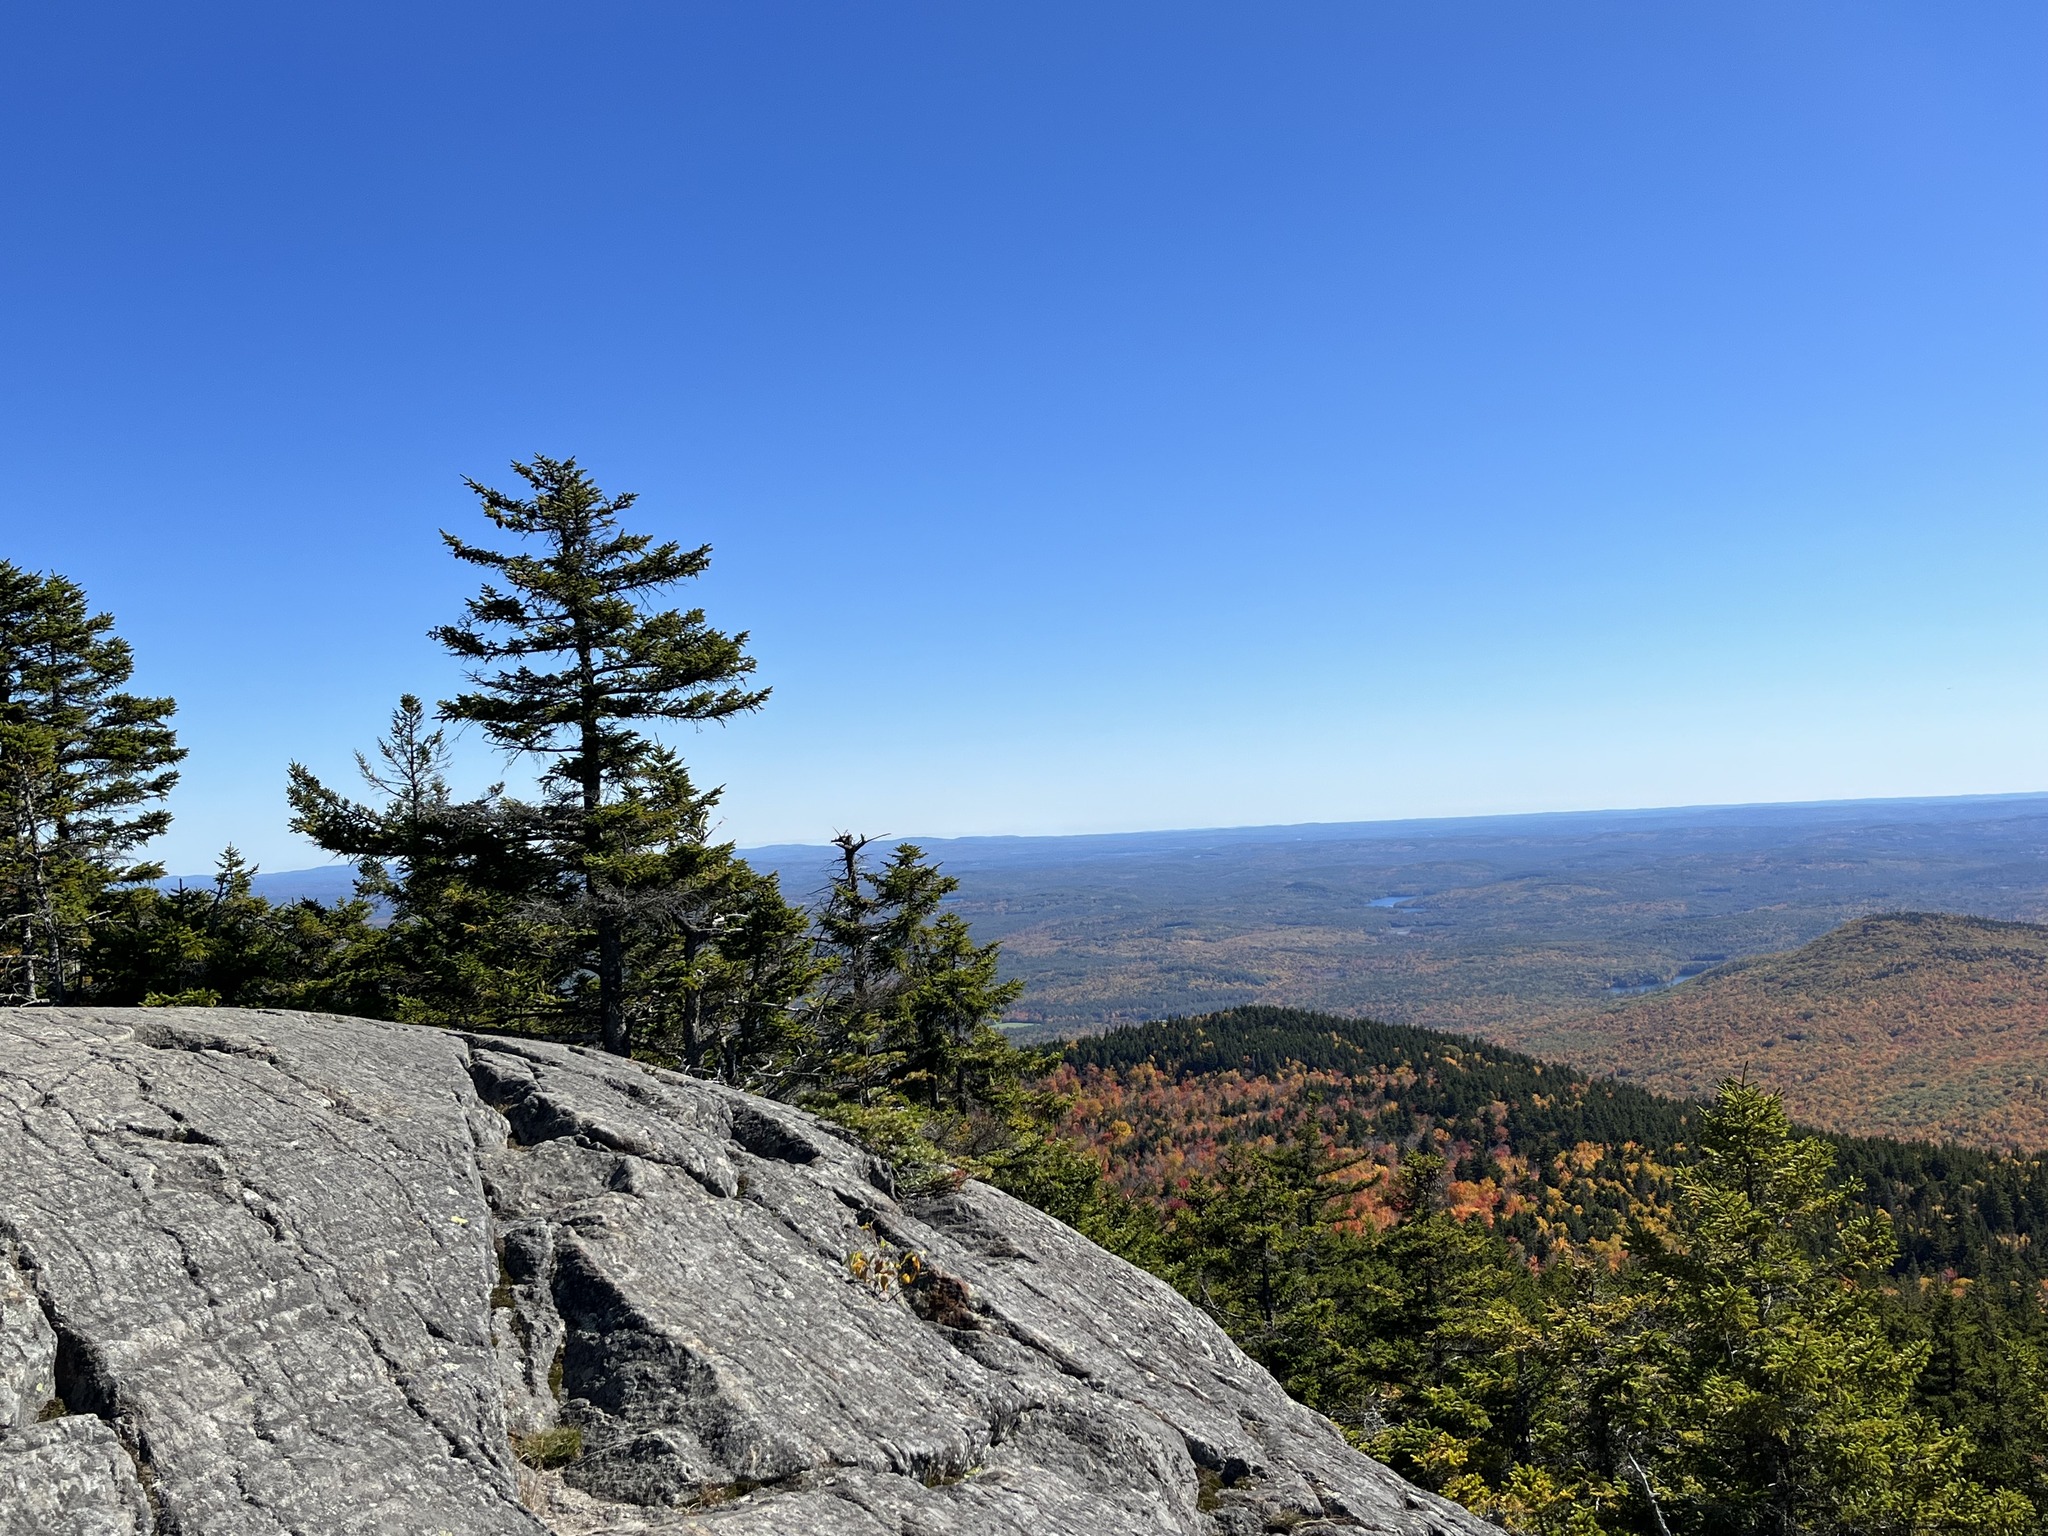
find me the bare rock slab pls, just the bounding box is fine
[0,1008,1491,1536]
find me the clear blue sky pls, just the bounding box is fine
[4,3,2044,874]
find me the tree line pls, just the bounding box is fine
[1067,1007,2048,1290]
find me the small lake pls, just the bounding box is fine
[1606,958,1725,997]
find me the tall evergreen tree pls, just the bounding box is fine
[1166,1115,1383,1387]
[431,456,768,1054]
[794,834,1040,1192]
[896,903,1025,1112]
[0,563,183,1002]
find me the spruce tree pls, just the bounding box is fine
[896,904,1025,1113]
[806,836,1024,1109]
[287,695,564,1031]
[636,859,818,1085]
[90,846,379,1011]
[1626,1083,2030,1535]
[796,834,1044,1194]
[431,456,767,1054]
[0,563,182,1002]
[807,834,918,1105]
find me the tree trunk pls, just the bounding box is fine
[597,912,628,1056]
[680,926,703,1071]
[578,624,625,1053]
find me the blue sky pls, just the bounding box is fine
[4,3,2044,873]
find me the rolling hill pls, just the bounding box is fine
[1054,1004,2048,1287]
[1499,911,2048,1150]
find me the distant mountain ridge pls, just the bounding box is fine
[158,863,362,904]
[1503,911,2048,1150]
[198,792,2048,1044]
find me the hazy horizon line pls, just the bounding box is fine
[178,786,2048,881]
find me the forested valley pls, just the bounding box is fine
[4,458,2045,1533]
[1053,1009,2048,1529]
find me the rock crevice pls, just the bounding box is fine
[2,1245,159,1535]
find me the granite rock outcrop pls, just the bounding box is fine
[0,1007,1492,1535]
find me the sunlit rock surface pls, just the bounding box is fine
[0,1007,1490,1535]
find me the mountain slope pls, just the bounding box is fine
[1056,1004,2048,1285]
[1499,911,2048,1149]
